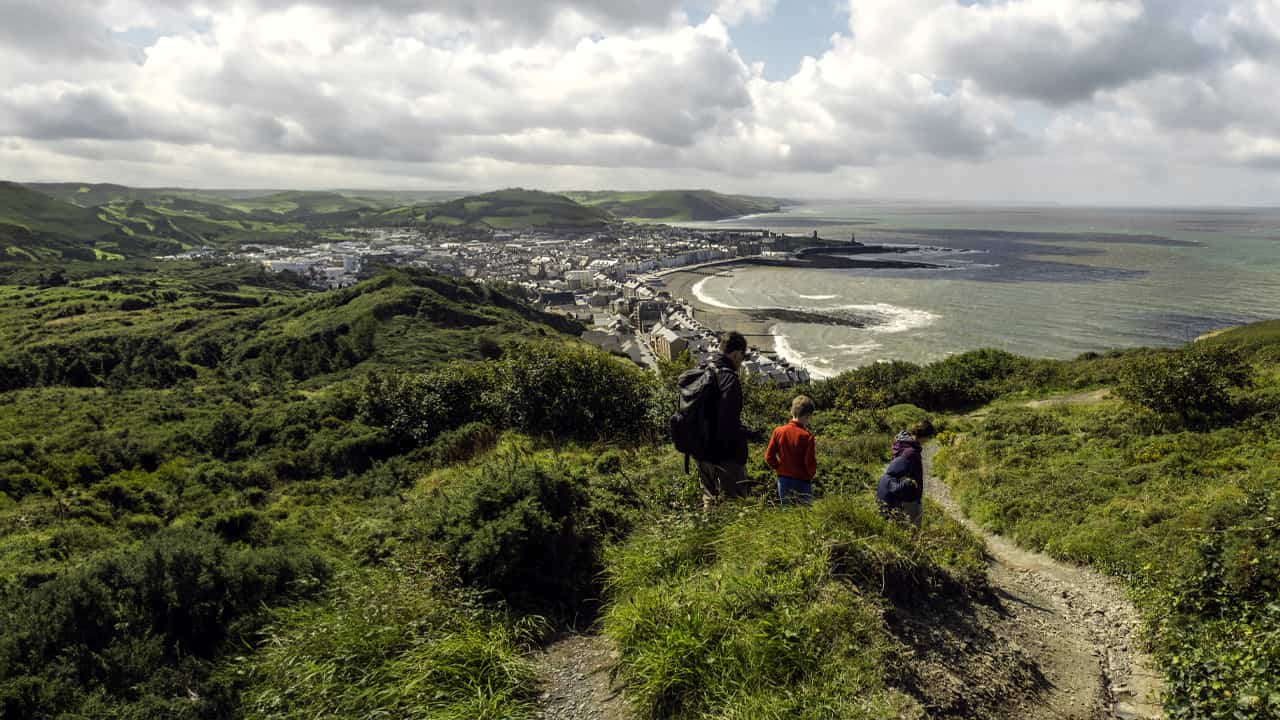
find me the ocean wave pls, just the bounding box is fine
[690,276,742,309]
[828,341,883,353]
[771,330,837,380]
[796,293,839,300]
[828,303,940,334]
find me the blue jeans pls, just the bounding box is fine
[777,476,813,507]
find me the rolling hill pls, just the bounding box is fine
[0,182,141,262]
[565,189,787,222]
[423,188,613,229]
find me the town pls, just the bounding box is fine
[161,222,817,385]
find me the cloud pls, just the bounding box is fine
[712,0,779,24]
[0,0,129,61]
[0,0,1279,204]
[847,0,1224,106]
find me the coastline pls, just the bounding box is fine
[661,265,778,354]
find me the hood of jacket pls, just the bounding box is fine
[892,439,921,458]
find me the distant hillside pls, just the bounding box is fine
[10,185,371,255]
[0,182,152,262]
[565,189,787,222]
[218,191,383,216]
[424,189,613,229]
[0,265,582,391]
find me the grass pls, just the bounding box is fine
[598,401,985,720]
[235,559,542,720]
[602,496,985,720]
[933,328,1280,719]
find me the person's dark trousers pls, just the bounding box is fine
[776,476,813,507]
[697,460,746,511]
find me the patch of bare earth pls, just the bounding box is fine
[535,634,631,720]
[917,444,1165,719]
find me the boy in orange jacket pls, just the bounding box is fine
[765,395,817,506]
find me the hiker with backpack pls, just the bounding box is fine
[671,332,754,512]
[876,423,927,526]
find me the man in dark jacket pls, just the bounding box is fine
[877,427,925,526]
[697,331,752,512]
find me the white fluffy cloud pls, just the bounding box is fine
[0,0,1278,203]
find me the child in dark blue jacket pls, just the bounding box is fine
[877,427,925,526]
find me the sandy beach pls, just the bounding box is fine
[660,265,778,353]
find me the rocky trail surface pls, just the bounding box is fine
[535,633,631,720]
[924,442,1165,719]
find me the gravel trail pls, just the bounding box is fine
[925,443,1165,719]
[535,634,631,720]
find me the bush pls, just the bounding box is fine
[415,457,596,613]
[900,349,1029,410]
[1116,346,1252,424]
[360,342,662,449]
[494,342,659,440]
[0,527,329,718]
[425,421,500,467]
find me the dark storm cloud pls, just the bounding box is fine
[943,2,1221,105]
[0,88,200,143]
[141,0,688,34]
[0,0,127,60]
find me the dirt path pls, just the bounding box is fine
[535,634,631,720]
[924,444,1165,719]
[1025,388,1113,409]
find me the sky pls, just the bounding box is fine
[2,0,1280,205]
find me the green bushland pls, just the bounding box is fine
[935,325,1280,719]
[0,264,632,717]
[813,347,1135,414]
[7,246,1273,718]
[0,526,328,718]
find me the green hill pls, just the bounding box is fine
[425,189,613,229]
[219,191,383,216]
[2,244,1280,719]
[566,189,786,222]
[0,182,140,262]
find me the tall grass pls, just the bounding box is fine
[237,558,542,720]
[601,496,985,719]
[936,373,1280,719]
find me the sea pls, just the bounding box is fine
[678,203,1280,379]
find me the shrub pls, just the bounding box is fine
[494,342,659,440]
[415,457,595,613]
[899,349,1029,410]
[425,421,500,467]
[1116,346,1252,424]
[0,527,329,718]
[358,364,499,448]
[360,342,662,448]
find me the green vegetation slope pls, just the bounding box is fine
[566,189,785,222]
[933,324,1280,720]
[424,189,613,229]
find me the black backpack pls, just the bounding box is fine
[670,365,719,471]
